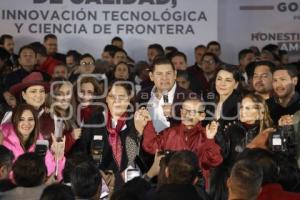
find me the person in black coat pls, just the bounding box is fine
[71,81,140,191]
[209,93,273,200]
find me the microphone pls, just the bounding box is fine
[162,90,170,121]
[91,135,104,168]
[163,90,169,104]
[54,115,64,142]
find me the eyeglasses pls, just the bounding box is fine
[202,60,215,65]
[81,62,94,66]
[181,108,204,116]
[107,94,129,101]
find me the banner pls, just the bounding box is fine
[219,0,300,64]
[0,0,218,64]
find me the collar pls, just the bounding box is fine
[150,82,177,102]
[274,92,300,107]
[102,111,127,131]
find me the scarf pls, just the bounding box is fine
[106,111,127,169]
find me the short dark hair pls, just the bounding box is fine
[63,152,92,183]
[262,44,279,54]
[103,44,118,57]
[0,34,13,45]
[165,46,178,53]
[66,50,81,65]
[29,42,47,57]
[151,56,175,72]
[167,150,200,184]
[171,51,187,63]
[0,47,11,61]
[70,162,101,199]
[274,65,298,78]
[0,145,14,168]
[112,47,127,58]
[80,53,95,63]
[40,184,75,200]
[13,152,47,187]
[229,159,263,200]
[237,148,279,185]
[111,36,123,43]
[176,70,190,80]
[148,43,165,56]
[238,49,254,61]
[207,41,221,50]
[202,52,219,63]
[253,61,276,74]
[44,34,57,42]
[245,61,257,79]
[18,45,36,57]
[195,45,206,51]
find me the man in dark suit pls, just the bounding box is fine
[43,34,66,63]
[136,56,196,133]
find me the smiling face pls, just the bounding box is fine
[149,64,177,93]
[180,100,205,129]
[215,70,238,98]
[17,109,35,139]
[22,85,46,109]
[239,97,261,124]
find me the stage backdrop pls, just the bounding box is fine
[219,0,300,64]
[0,0,218,65]
[1,0,299,64]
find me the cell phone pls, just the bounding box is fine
[124,166,141,182]
[35,139,49,157]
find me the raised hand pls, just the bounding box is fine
[162,103,172,118]
[206,121,218,139]
[134,107,151,135]
[51,134,66,161]
[71,128,82,140]
[278,115,294,126]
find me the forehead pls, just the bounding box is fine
[20,48,35,55]
[81,57,94,62]
[208,44,219,50]
[109,85,127,94]
[217,70,234,78]
[172,55,185,61]
[4,38,13,43]
[45,38,57,43]
[26,85,45,91]
[116,63,127,68]
[115,51,126,56]
[81,82,94,90]
[254,65,271,73]
[153,64,174,72]
[242,97,255,105]
[183,100,201,109]
[21,109,33,117]
[203,55,214,60]
[273,70,289,77]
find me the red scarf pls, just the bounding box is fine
[106,111,127,169]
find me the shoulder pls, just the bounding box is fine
[0,123,15,136]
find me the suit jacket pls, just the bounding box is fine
[136,84,197,125]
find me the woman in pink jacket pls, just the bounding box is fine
[0,104,65,180]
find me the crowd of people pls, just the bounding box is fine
[0,33,299,200]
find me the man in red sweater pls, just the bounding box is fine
[135,98,223,188]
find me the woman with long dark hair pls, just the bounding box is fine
[0,104,65,180]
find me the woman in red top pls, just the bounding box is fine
[135,98,223,188]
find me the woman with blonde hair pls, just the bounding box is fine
[210,93,273,200]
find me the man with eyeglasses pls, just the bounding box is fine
[69,53,95,83]
[135,98,223,189]
[188,52,219,100]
